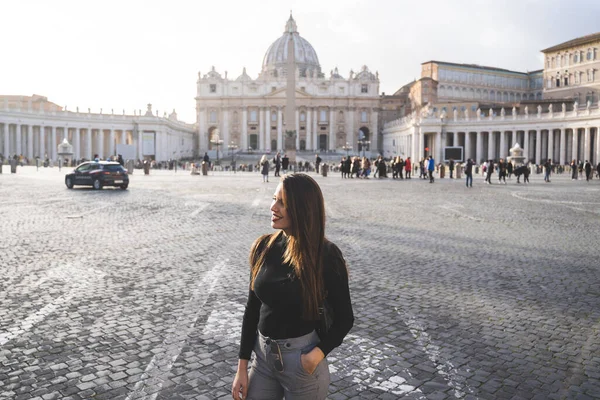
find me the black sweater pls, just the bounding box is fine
[238,234,354,360]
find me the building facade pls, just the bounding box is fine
[195,15,380,156]
[0,97,195,162]
[542,32,600,104]
[383,32,600,167]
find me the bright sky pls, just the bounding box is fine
[3,0,599,123]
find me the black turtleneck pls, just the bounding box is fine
[238,234,354,360]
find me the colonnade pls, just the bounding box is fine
[0,123,132,161]
[422,127,600,165]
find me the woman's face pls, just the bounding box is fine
[271,183,291,234]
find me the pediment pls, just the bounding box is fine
[265,88,311,99]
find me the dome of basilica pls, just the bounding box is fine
[261,15,322,78]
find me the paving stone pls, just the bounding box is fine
[0,168,599,398]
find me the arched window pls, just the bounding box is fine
[536,92,542,100]
[490,90,495,101]
[558,55,562,68]
[300,112,306,122]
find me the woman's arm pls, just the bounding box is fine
[316,243,354,357]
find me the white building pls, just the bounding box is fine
[383,104,600,166]
[195,15,381,156]
[0,96,195,162]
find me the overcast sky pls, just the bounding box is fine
[2,0,599,122]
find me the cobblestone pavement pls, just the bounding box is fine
[1,166,599,400]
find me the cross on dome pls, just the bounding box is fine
[285,12,297,33]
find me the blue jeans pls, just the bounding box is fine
[465,173,473,187]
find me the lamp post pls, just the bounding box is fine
[358,139,370,158]
[342,142,352,157]
[228,141,238,173]
[210,130,223,166]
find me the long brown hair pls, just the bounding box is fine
[249,173,326,321]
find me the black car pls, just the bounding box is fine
[65,161,129,190]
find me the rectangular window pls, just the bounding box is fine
[564,77,568,86]
[320,110,327,121]
[209,111,217,122]
[271,112,277,121]
[210,84,217,93]
[361,84,368,93]
[300,113,306,122]
[361,111,367,122]
[250,110,257,122]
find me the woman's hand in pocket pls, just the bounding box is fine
[301,347,325,374]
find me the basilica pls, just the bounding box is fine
[195,15,380,156]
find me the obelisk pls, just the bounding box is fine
[284,16,297,162]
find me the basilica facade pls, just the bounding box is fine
[195,15,380,156]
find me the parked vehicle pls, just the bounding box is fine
[65,161,129,190]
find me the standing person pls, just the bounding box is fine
[274,153,282,177]
[485,159,494,184]
[315,154,322,174]
[571,159,578,180]
[232,174,354,400]
[377,156,387,178]
[507,161,513,179]
[361,157,371,178]
[427,155,435,183]
[544,159,552,182]
[343,156,351,179]
[596,162,600,179]
[498,158,507,184]
[465,158,474,188]
[523,163,531,184]
[340,157,347,179]
[584,160,592,181]
[203,152,211,169]
[351,157,360,178]
[281,154,290,175]
[405,157,412,179]
[260,155,270,183]
[419,158,426,179]
[448,158,455,179]
[117,154,124,166]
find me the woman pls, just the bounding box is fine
[232,174,354,400]
[260,155,270,183]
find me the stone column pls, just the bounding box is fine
[277,107,283,151]
[535,130,541,164]
[109,129,115,158]
[98,129,104,159]
[51,126,57,161]
[312,109,318,151]
[26,125,33,159]
[511,131,516,148]
[476,131,482,164]
[4,123,10,156]
[258,108,264,151]
[72,128,80,161]
[15,124,22,156]
[584,127,590,162]
[39,126,45,159]
[223,108,230,147]
[329,108,335,151]
[487,132,494,161]
[371,109,379,153]
[264,108,270,151]
[499,131,506,159]
[523,131,530,162]
[306,107,312,150]
[559,128,566,165]
[295,109,300,150]
[435,131,442,163]
[86,128,92,160]
[122,130,128,145]
[242,107,248,151]
[465,132,471,161]
[347,108,355,154]
[548,129,554,162]
[572,128,579,162]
